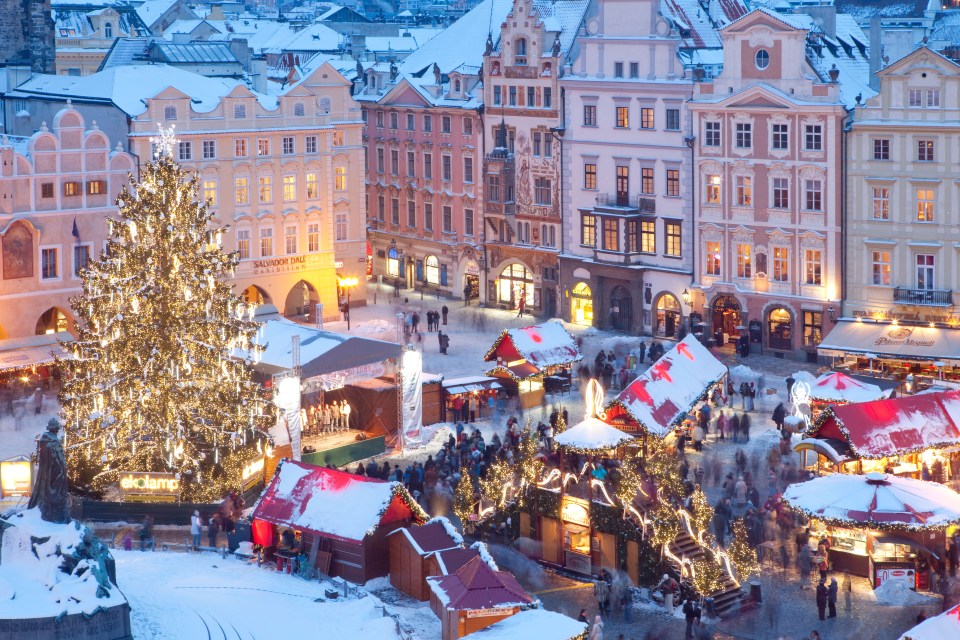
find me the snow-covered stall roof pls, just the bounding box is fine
[387,518,462,556]
[808,390,960,459]
[808,371,885,404]
[898,602,960,640]
[554,417,633,451]
[782,472,960,530]
[426,555,533,610]
[460,608,587,640]
[0,331,73,372]
[252,460,425,543]
[605,335,726,438]
[484,322,582,375]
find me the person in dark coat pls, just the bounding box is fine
[730,413,741,443]
[785,374,796,398]
[740,413,751,442]
[827,578,838,618]
[713,500,729,546]
[638,341,646,363]
[438,331,447,354]
[773,403,786,431]
[815,580,828,620]
[683,597,701,639]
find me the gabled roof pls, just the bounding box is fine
[483,322,582,370]
[252,460,426,543]
[427,555,533,610]
[606,335,726,438]
[722,5,808,33]
[431,548,483,575]
[388,520,462,555]
[878,45,960,78]
[809,390,960,459]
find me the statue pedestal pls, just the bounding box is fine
[0,508,132,640]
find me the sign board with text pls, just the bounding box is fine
[0,457,32,498]
[119,472,180,501]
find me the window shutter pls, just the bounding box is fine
[440,264,448,286]
[416,259,424,282]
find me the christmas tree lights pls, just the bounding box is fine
[727,519,760,582]
[57,126,276,502]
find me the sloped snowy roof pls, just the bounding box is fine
[484,322,582,370]
[783,472,960,529]
[136,0,180,28]
[809,371,886,404]
[263,22,344,54]
[426,555,533,610]
[899,602,960,640]
[252,460,425,542]
[606,335,726,438]
[460,609,587,640]
[809,390,960,459]
[388,519,462,555]
[554,416,633,450]
[661,0,748,49]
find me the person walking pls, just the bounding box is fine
[139,514,155,551]
[773,402,786,432]
[588,614,604,640]
[594,577,610,615]
[683,597,701,639]
[798,545,813,589]
[440,332,450,355]
[208,512,221,548]
[517,289,526,317]
[438,331,447,354]
[786,374,796,399]
[827,577,838,618]
[190,510,202,550]
[740,413,751,442]
[468,394,478,422]
[441,304,449,325]
[619,585,632,623]
[841,570,852,611]
[463,283,472,306]
[815,579,828,621]
[33,387,43,415]
[577,609,589,623]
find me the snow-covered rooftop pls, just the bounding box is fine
[808,371,886,404]
[460,608,587,640]
[554,416,633,450]
[484,322,582,370]
[136,0,180,28]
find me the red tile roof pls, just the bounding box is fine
[428,556,533,610]
[431,547,481,575]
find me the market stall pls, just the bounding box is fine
[800,390,960,481]
[898,602,960,640]
[484,322,581,410]
[459,609,587,640]
[604,334,726,439]
[0,332,73,391]
[782,472,960,587]
[442,376,503,423]
[251,460,426,583]
[426,555,534,640]
[388,518,462,601]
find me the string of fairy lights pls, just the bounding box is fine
[57,125,277,502]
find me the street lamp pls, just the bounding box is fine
[338,276,359,330]
[681,289,691,306]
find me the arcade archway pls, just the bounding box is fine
[36,307,70,335]
[284,280,320,319]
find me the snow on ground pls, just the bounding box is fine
[0,389,61,460]
[114,550,435,640]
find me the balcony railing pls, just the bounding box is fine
[893,287,953,307]
[594,194,656,213]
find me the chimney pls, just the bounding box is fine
[228,38,252,69]
[250,55,268,93]
[208,4,225,21]
[804,4,836,39]
[868,18,882,91]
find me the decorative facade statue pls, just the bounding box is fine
[27,418,71,523]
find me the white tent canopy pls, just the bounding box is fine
[783,472,960,529]
[554,417,633,451]
[808,371,885,404]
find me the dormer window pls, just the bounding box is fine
[515,38,527,66]
[454,78,461,93]
[755,49,770,70]
[104,22,113,38]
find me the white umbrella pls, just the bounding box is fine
[898,603,960,640]
[782,472,960,530]
[808,371,885,404]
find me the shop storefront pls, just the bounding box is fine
[711,295,742,345]
[570,283,594,326]
[442,376,502,422]
[655,294,681,338]
[767,307,793,352]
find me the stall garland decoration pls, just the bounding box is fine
[807,405,960,461]
[57,125,277,502]
[778,496,960,533]
[484,365,543,383]
[367,482,428,536]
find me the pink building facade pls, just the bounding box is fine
[0,108,136,339]
[689,9,846,359]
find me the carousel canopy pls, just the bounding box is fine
[898,603,960,640]
[782,472,960,531]
[808,371,886,404]
[808,390,960,459]
[554,416,633,451]
[605,335,726,438]
[484,322,582,372]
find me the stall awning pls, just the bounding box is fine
[486,362,541,381]
[819,320,960,364]
[793,438,851,464]
[0,332,73,372]
[874,535,941,560]
[443,376,502,395]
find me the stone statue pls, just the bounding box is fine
[27,418,71,523]
[433,62,441,86]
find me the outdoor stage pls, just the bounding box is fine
[300,430,386,468]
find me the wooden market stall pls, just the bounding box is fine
[427,555,535,640]
[799,389,960,482]
[251,460,426,583]
[442,376,503,423]
[605,334,727,439]
[422,373,445,426]
[388,518,462,601]
[484,322,582,410]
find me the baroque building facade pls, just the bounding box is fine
[559,0,695,335]
[0,107,135,339]
[128,62,367,324]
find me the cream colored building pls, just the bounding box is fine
[844,47,960,324]
[0,108,136,339]
[128,62,368,323]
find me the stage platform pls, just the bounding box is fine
[300,430,386,468]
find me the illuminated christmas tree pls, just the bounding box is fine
[690,487,714,535]
[58,126,275,502]
[454,475,476,532]
[727,518,760,581]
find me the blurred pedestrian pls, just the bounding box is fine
[827,577,838,618]
[33,387,43,414]
[815,580,828,620]
[190,510,202,550]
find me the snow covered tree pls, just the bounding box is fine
[58,127,275,502]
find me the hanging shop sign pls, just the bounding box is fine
[465,607,515,619]
[242,457,265,491]
[0,457,32,498]
[119,472,180,501]
[560,497,590,527]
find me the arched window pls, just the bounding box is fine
[497,263,533,306]
[425,255,440,285]
[655,294,681,338]
[454,78,461,92]
[767,307,793,351]
[515,38,528,65]
[104,22,113,38]
[164,105,177,121]
[294,102,305,116]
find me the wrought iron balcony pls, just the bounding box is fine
[892,287,953,307]
[594,194,656,214]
